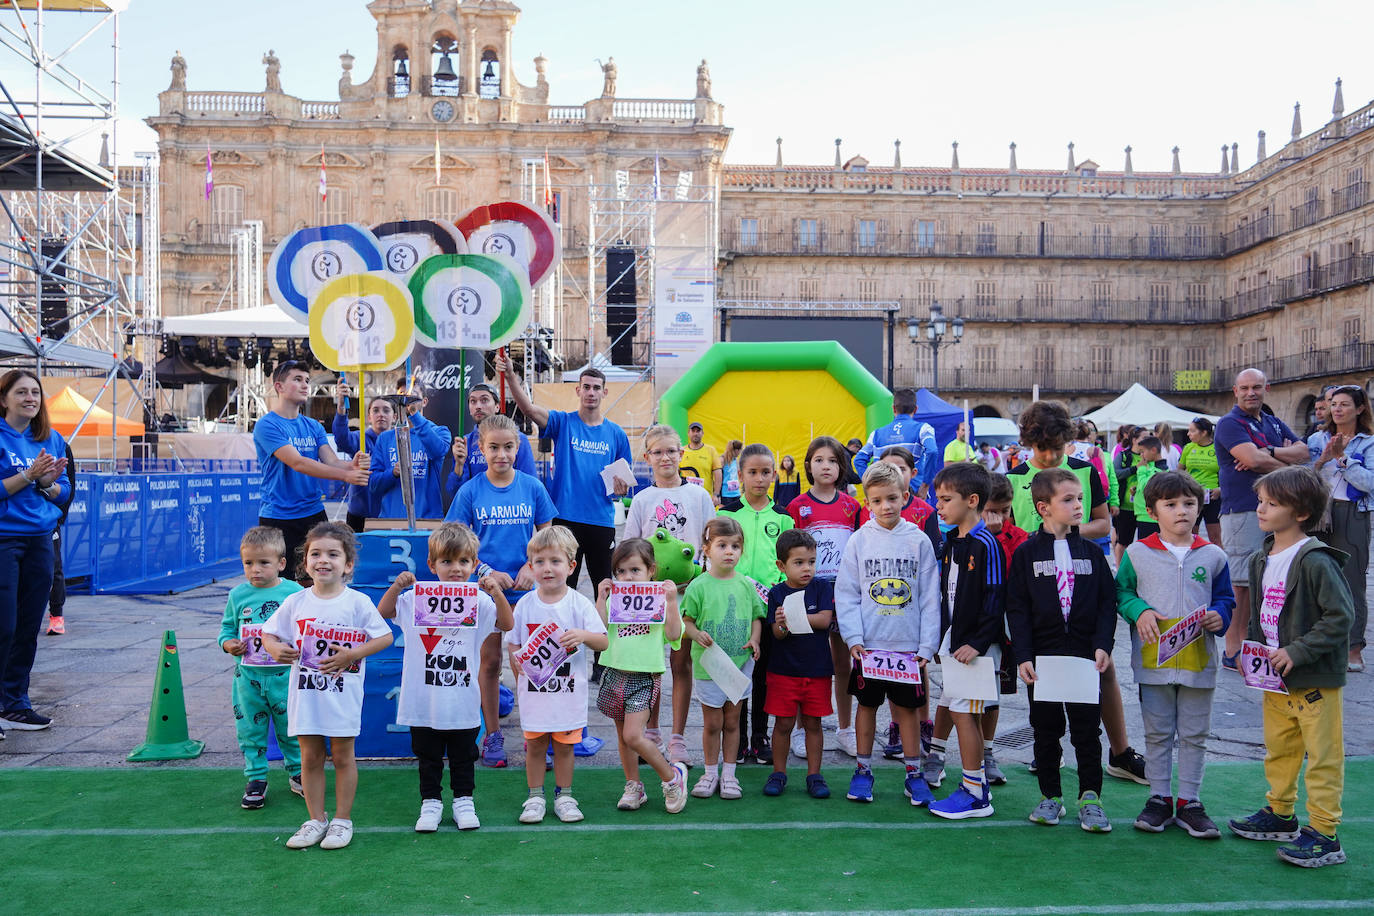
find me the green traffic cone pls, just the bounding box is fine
[128,630,205,762]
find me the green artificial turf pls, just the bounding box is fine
[2,760,1370,915]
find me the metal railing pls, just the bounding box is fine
[419,75,466,97]
[1273,254,1374,303]
[941,296,1226,325]
[722,229,1224,260]
[1220,213,1278,255]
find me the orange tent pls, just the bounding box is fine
[45,387,144,437]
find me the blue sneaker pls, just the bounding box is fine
[846,766,874,803]
[930,783,994,820]
[1276,826,1346,868]
[480,730,507,768]
[904,769,935,807]
[1229,806,1300,841]
[763,771,787,796]
[806,773,830,799]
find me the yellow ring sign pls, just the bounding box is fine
[308,272,415,372]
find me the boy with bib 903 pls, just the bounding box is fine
[1116,471,1234,837]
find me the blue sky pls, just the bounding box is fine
[4,0,1365,173]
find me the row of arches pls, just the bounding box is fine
[389,37,500,99]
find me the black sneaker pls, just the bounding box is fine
[1276,826,1346,868]
[1133,795,1174,833]
[1,708,51,730]
[1174,800,1220,839]
[241,779,268,809]
[1229,805,1300,841]
[753,736,773,766]
[1106,746,1148,785]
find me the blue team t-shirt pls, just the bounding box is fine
[1215,405,1301,515]
[764,578,836,678]
[542,409,631,527]
[446,427,538,496]
[253,411,329,520]
[445,470,556,590]
[370,416,452,520]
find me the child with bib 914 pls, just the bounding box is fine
[595,538,690,813]
[261,522,394,850]
[505,526,608,825]
[218,526,303,810]
[377,523,513,833]
[1116,471,1234,838]
[682,517,765,800]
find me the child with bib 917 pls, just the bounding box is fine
[682,516,765,800]
[1116,471,1234,838]
[377,523,513,833]
[261,522,394,850]
[594,537,690,813]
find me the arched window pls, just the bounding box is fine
[210,185,243,244]
[429,35,460,97]
[390,46,410,98]
[479,48,500,98]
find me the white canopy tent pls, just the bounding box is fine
[1083,383,1218,433]
[163,305,307,338]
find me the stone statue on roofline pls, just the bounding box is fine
[696,60,711,99]
[169,51,186,91]
[601,57,617,98]
[263,49,282,93]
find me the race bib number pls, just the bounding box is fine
[609,581,666,625]
[238,624,277,667]
[1240,640,1288,694]
[298,622,365,674]
[683,475,704,488]
[516,620,570,689]
[413,581,480,629]
[860,649,922,685]
[1154,606,1207,667]
[749,577,771,606]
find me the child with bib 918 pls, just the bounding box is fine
[505,526,608,825]
[595,538,690,813]
[682,517,765,800]
[262,522,394,850]
[377,523,513,833]
[1116,471,1234,838]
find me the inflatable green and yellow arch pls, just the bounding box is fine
[659,341,893,466]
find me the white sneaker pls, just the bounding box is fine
[617,780,648,811]
[415,799,442,833]
[662,762,689,814]
[319,819,353,850]
[836,727,858,757]
[452,796,480,830]
[285,818,328,849]
[790,729,807,759]
[691,772,719,798]
[554,793,584,823]
[719,773,742,800]
[519,795,546,824]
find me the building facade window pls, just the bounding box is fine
[739,217,759,248]
[209,184,244,244]
[796,218,819,249]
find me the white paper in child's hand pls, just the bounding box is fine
[600,458,637,495]
[700,642,752,703]
[781,591,812,634]
[1032,655,1099,704]
[940,655,998,702]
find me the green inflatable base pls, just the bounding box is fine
[127,738,205,762]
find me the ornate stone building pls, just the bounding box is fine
[717,90,1373,427]
[146,0,1371,431]
[147,0,727,367]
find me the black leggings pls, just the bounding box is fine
[411,725,481,799]
[1028,688,1102,800]
[258,511,329,583]
[555,518,614,589]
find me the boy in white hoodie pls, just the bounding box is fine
[836,461,941,806]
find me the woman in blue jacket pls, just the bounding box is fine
[0,369,71,734]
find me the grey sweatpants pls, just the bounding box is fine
[1139,683,1213,801]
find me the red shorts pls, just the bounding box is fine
[764,672,833,718]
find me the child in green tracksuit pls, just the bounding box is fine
[218,527,304,809]
[1128,437,1169,539]
[717,443,794,762]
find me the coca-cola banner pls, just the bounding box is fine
[411,342,486,505]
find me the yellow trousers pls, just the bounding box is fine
[1262,687,1344,835]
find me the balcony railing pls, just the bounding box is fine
[722,229,1223,260]
[611,99,697,120]
[1273,254,1374,303]
[1220,213,1278,255]
[183,92,266,115]
[419,75,467,97]
[1290,198,1325,232]
[1332,181,1369,217]
[942,296,1226,325]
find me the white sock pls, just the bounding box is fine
[722,762,737,780]
[702,763,719,779]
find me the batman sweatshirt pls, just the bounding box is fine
[835,518,940,658]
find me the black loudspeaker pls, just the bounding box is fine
[605,247,636,304]
[39,238,70,339]
[607,305,636,366]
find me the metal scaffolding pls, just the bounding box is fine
[0,0,149,454]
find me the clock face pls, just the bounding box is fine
[432,100,454,123]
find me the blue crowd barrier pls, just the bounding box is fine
[72,472,263,594]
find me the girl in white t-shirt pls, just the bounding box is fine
[378,523,513,834]
[263,522,393,851]
[624,424,715,762]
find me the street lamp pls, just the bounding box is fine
[905,301,963,396]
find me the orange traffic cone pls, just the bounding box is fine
[128,630,205,762]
